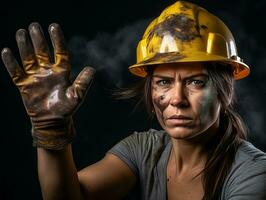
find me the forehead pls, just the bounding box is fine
[152,62,207,76]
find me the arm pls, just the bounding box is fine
[37,145,83,200]
[2,22,136,200]
[38,146,137,200]
[78,153,137,199]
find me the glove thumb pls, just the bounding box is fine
[69,66,95,100]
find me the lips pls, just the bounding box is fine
[166,114,192,125]
[167,115,192,120]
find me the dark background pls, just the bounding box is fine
[0,0,265,199]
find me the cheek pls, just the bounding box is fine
[197,89,220,122]
[153,95,169,127]
[151,86,170,114]
[152,93,169,113]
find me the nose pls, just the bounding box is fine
[169,83,189,108]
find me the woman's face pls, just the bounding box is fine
[151,63,221,140]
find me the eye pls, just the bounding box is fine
[186,79,207,88]
[191,80,204,86]
[156,79,171,86]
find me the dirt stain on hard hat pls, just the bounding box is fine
[140,52,186,65]
[180,1,192,11]
[147,14,201,43]
[180,6,191,12]
[200,25,208,30]
[142,2,209,65]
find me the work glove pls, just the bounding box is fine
[1,22,95,150]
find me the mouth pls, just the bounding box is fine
[166,115,192,125]
[167,115,192,120]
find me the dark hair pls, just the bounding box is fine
[201,63,247,199]
[114,63,247,199]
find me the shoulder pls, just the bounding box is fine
[107,129,170,175]
[109,128,170,155]
[129,128,170,147]
[232,140,266,172]
[222,140,266,199]
[236,140,266,162]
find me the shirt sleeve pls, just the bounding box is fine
[224,159,266,200]
[107,132,141,177]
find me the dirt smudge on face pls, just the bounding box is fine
[151,82,168,111]
[196,84,219,125]
[153,94,169,113]
[152,92,169,127]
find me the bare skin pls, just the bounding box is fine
[151,63,221,200]
[37,146,136,200]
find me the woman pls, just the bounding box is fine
[1,1,266,200]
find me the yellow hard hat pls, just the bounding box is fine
[129,1,250,80]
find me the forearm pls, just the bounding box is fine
[2,22,95,200]
[37,144,84,200]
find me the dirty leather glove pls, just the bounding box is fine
[1,22,95,150]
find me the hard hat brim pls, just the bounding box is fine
[129,52,250,80]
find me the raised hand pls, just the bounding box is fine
[1,22,95,150]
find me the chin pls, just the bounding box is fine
[164,126,198,139]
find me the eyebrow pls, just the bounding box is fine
[152,73,209,79]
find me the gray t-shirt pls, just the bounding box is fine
[108,129,266,200]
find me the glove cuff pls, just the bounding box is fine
[31,117,75,150]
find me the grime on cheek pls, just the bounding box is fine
[198,87,218,122]
[152,84,171,126]
[153,93,169,113]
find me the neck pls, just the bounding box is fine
[170,139,207,174]
[169,120,219,177]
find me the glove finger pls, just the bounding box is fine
[1,48,25,85]
[48,23,70,68]
[29,22,51,66]
[68,67,95,100]
[16,29,37,74]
